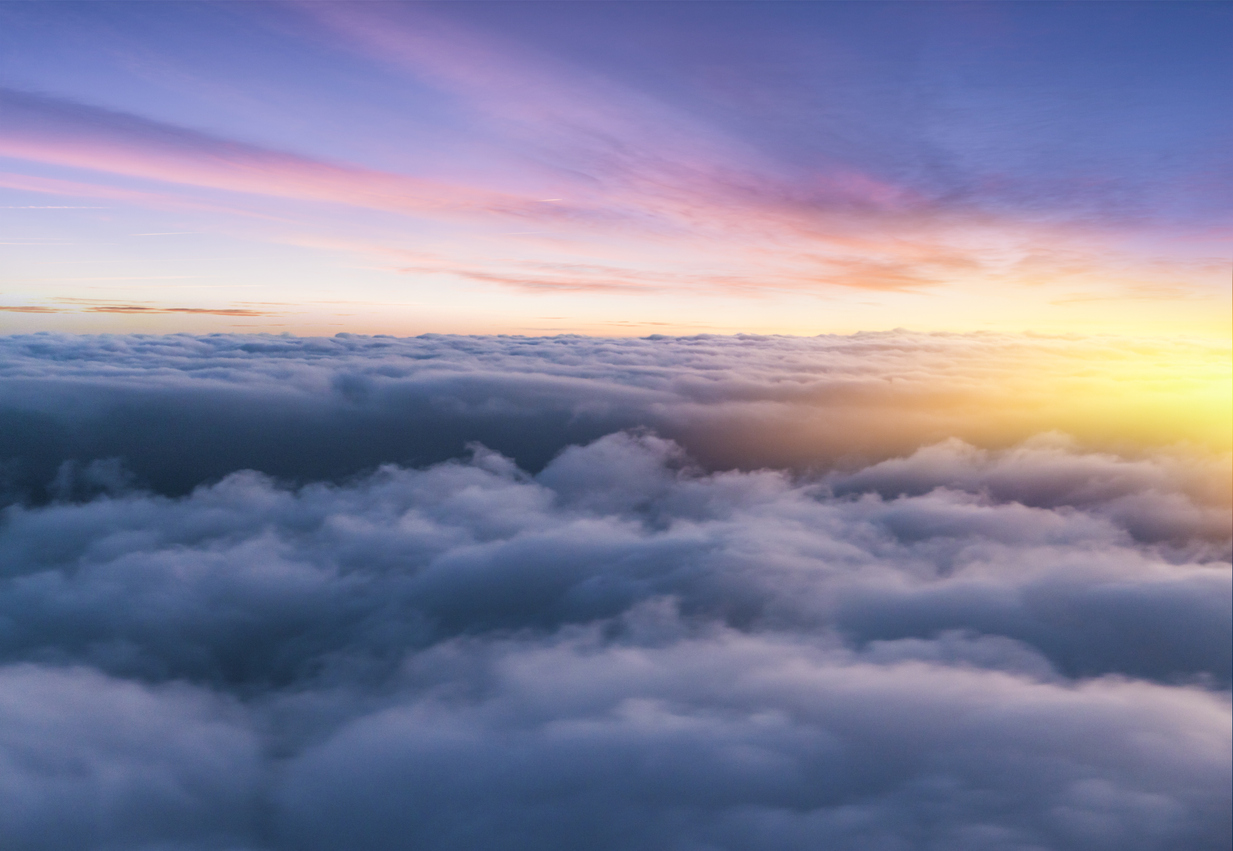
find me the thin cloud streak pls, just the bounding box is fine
[0,170,277,219]
[0,88,545,222]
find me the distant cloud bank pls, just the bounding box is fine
[1,331,1226,502]
[0,333,1228,849]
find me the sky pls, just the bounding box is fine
[1,0,1230,337]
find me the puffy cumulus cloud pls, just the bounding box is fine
[276,633,1229,851]
[0,429,1228,850]
[0,331,1228,504]
[828,435,1232,555]
[0,665,260,851]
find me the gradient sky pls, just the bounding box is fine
[1,1,1230,336]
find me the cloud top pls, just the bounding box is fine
[1,331,1227,503]
[0,332,1228,849]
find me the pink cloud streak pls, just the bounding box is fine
[0,88,549,222]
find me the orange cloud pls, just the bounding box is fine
[49,298,282,316]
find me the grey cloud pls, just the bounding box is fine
[831,436,1231,546]
[0,333,1228,849]
[1,331,1227,503]
[3,627,1227,850]
[275,628,1230,851]
[2,431,1226,689]
[0,665,260,851]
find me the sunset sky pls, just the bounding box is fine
[2,0,1229,337]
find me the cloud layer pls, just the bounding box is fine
[0,332,1229,850]
[1,331,1227,504]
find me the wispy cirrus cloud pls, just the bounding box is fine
[0,88,555,223]
[1,3,1225,319]
[0,84,1206,305]
[72,303,279,317]
[297,2,943,231]
[0,299,284,317]
[273,3,1232,304]
[0,170,278,218]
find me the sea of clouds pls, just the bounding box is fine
[0,332,1228,850]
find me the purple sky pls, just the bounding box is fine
[1,1,1230,334]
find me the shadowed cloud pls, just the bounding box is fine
[0,331,1226,506]
[0,422,1228,850]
